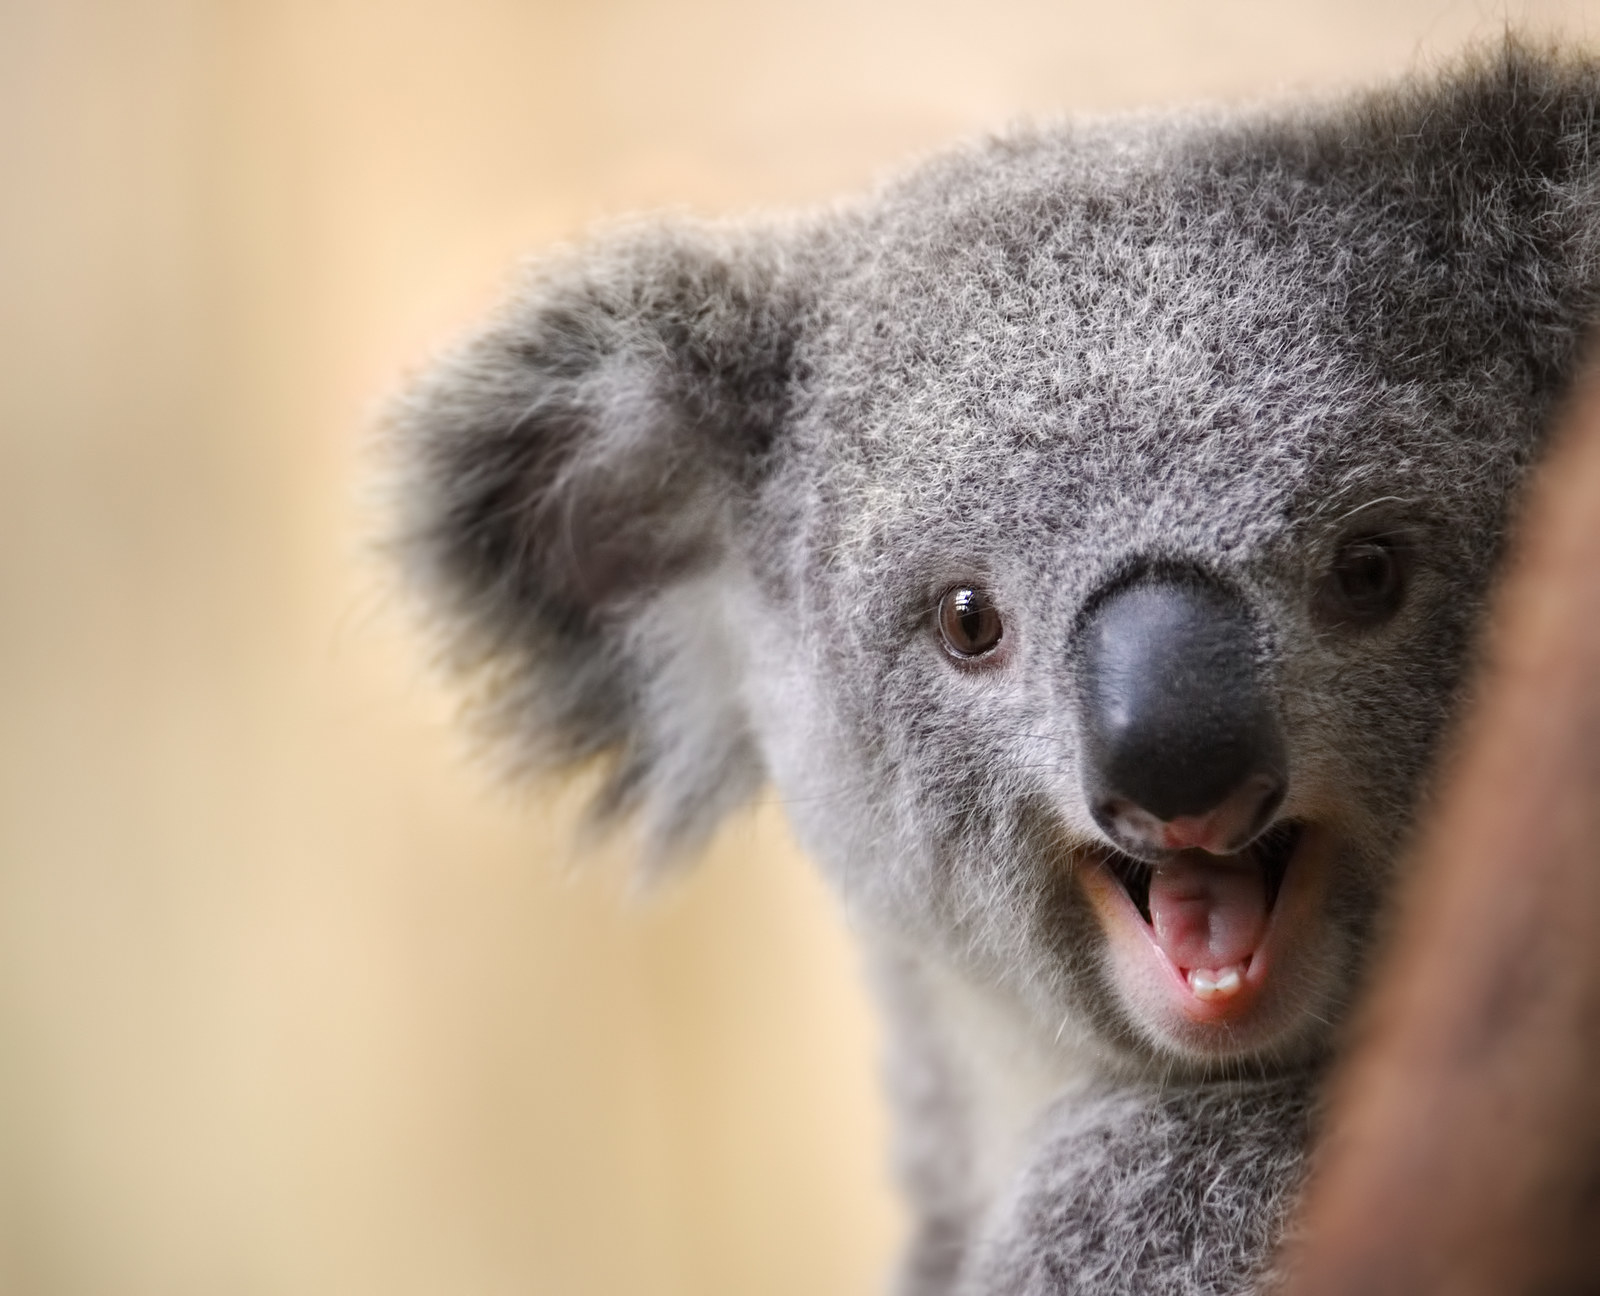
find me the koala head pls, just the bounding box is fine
[392,48,1600,1082]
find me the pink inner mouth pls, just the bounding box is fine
[1148,852,1268,971]
[1083,821,1306,1025]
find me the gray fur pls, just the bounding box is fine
[962,1079,1313,1296]
[389,43,1600,1295]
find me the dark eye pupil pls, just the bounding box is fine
[1338,544,1393,599]
[957,593,986,640]
[939,587,1003,657]
[1319,536,1406,627]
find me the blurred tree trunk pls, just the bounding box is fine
[1280,362,1600,1295]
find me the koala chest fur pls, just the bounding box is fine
[391,44,1600,1296]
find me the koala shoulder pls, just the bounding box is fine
[958,1079,1315,1296]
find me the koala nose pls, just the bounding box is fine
[1077,577,1287,861]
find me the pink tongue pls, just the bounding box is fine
[1147,854,1267,970]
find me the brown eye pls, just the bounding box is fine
[938,586,1004,658]
[1317,535,1408,629]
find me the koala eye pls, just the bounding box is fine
[938,586,1004,659]
[1316,534,1408,629]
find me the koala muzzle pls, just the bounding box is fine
[1078,578,1286,861]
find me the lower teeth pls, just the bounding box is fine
[1188,966,1243,999]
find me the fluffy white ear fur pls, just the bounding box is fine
[617,571,767,855]
[388,223,799,860]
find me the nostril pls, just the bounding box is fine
[1095,772,1285,858]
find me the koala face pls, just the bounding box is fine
[750,342,1488,1074]
[393,48,1600,1083]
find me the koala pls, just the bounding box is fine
[389,43,1600,1296]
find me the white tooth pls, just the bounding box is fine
[1187,966,1244,1000]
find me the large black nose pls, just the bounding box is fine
[1078,576,1287,859]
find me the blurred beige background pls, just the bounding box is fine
[2,2,1597,1293]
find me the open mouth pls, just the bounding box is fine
[1083,820,1311,1022]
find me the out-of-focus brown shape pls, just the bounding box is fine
[1280,363,1600,1295]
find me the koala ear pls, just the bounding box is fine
[390,222,802,861]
